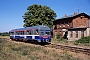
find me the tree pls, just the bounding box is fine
[22,4,57,28]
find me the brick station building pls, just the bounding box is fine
[53,12,90,40]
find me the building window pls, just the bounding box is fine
[55,31,57,38]
[54,25,57,29]
[80,16,84,19]
[70,31,73,38]
[63,22,65,27]
[60,23,62,27]
[68,22,70,26]
[76,31,78,38]
[81,30,84,37]
[89,31,90,36]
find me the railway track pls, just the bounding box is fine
[1,38,90,55]
[44,44,90,55]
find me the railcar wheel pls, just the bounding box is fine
[34,40,38,44]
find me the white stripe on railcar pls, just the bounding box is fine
[10,35,40,39]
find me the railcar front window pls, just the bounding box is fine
[45,32,50,35]
[40,32,44,35]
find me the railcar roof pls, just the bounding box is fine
[10,25,50,32]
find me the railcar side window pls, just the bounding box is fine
[16,32,18,35]
[15,32,18,35]
[20,32,21,35]
[26,30,31,35]
[15,32,16,35]
[33,30,36,35]
[36,30,39,35]
[18,32,20,35]
[27,31,29,35]
[22,31,24,35]
[21,31,24,35]
[29,30,31,35]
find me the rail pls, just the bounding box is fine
[44,44,90,55]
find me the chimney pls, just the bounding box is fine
[64,14,67,17]
[74,12,77,15]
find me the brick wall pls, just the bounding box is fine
[53,13,90,38]
[73,16,89,28]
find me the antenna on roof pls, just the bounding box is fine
[77,7,80,14]
[75,7,83,14]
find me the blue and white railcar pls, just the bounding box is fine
[10,25,51,43]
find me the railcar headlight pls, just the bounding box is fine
[44,26,46,27]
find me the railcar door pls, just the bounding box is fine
[32,29,36,39]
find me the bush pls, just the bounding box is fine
[75,36,90,44]
[74,42,78,45]
[0,32,10,36]
[56,33,62,39]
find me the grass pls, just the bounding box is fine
[51,38,69,45]
[0,38,83,60]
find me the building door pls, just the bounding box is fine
[63,31,68,39]
[81,30,84,37]
[62,29,67,36]
[63,31,65,36]
[55,31,57,38]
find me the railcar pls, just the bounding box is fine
[9,25,51,43]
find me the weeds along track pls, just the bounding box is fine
[1,38,90,56]
[44,44,90,55]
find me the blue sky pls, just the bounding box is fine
[0,0,90,32]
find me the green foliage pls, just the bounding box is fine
[75,36,90,45]
[56,33,60,39]
[0,32,10,36]
[74,42,78,45]
[22,4,57,28]
[55,33,67,43]
[56,33,62,39]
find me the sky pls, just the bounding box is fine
[0,0,90,32]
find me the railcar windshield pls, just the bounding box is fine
[40,32,44,35]
[40,31,50,36]
[10,32,14,35]
[45,32,50,35]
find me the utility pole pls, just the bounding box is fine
[77,7,79,14]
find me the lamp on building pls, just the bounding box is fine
[67,25,69,26]
[63,25,65,27]
[60,26,61,27]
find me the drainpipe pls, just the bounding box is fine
[89,19,90,27]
